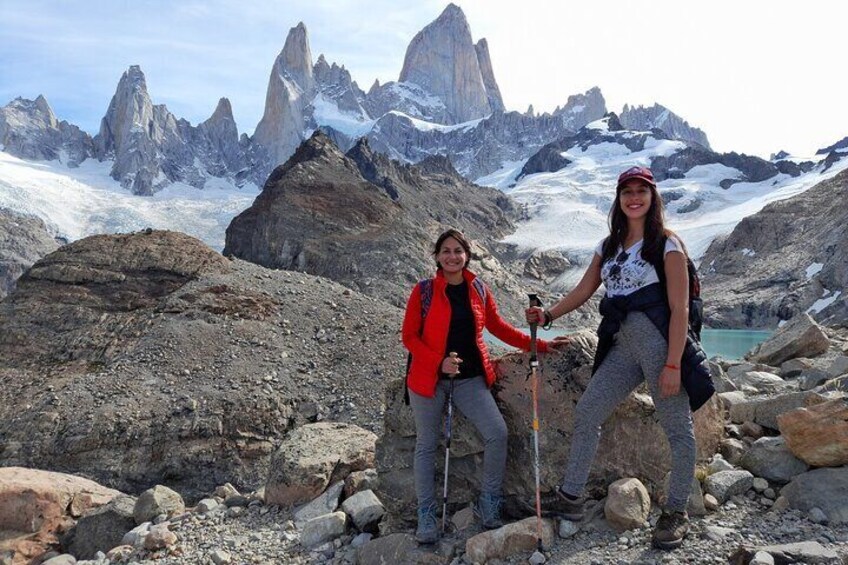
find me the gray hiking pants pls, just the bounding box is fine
[561,312,696,512]
[409,376,507,508]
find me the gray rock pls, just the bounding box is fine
[749,315,830,366]
[398,5,493,124]
[0,96,93,165]
[826,356,848,378]
[809,507,829,524]
[133,485,185,524]
[720,438,748,465]
[210,549,232,565]
[340,489,385,532]
[41,555,77,565]
[739,436,809,484]
[294,481,344,526]
[620,103,710,149]
[703,470,753,504]
[729,390,825,430]
[558,519,579,538]
[780,358,813,379]
[64,495,137,560]
[749,550,775,565]
[729,541,841,564]
[350,532,372,548]
[799,368,831,391]
[0,208,60,301]
[752,478,769,493]
[196,498,219,513]
[300,511,346,549]
[120,522,151,547]
[265,421,376,507]
[781,467,848,524]
[732,371,788,393]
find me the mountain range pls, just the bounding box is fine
[1,3,847,327]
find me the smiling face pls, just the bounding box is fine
[437,236,468,274]
[619,179,653,221]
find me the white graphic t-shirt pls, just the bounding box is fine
[594,237,684,297]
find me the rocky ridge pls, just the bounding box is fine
[0,230,406,500]
[701,167,848,328]
[1,6,712,195]
[224,131,530,317]
[620,103,711,149]
[0,207,61,300]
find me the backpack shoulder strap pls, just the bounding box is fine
[419,278,434,320]
[471,278,487,304]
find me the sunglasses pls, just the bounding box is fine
[608,250,629,278]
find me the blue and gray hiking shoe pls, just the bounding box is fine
[475,492,504,530]
[522,486,586,520]
[415,502,439,544]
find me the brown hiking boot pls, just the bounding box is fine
[522,486,585,520]
[652,510,689,549]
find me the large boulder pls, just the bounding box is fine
[729,541,841,565]
[133,485,185,525]
[604,478,651,531]
[63,495,137,560]
[465,517,556,563]
[779,398,848,466]
[266,422,377,507]
[0,230,406,499]
[729,390,828,430]
[780,467,848,524]
[747,313,830,366]
[376,332,724,523]
[738,436,808,484]
[0,468,122,564]
[0,208,60,301]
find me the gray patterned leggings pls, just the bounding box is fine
[409,376,508,508]
[561,312,696,512]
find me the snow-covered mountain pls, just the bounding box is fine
[476,116,848,288]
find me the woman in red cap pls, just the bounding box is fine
[526,166,710,550]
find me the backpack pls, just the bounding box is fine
[647,236,704,341]
[403,277,487,404]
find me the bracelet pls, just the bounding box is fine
[664,363,680,370]
[542,310,553,330]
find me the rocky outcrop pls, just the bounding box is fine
[265,422,376,507]
[650,146,783,189]
[778,399,848,467]
[552,87,608,131]
[94,66,247,195]
[620,103,711,149]
[224,132,525,315]
[375,331,724,524]
[398,4,494,124]
[0,467,122,564]
[0,230,407,499]
[701,168,848,328]
[474,39,504,113]
[0,96,93,166]
[252,22,316,175]
[0,208,60,300]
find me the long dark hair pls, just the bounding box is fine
[433,228,472,269]
[601,181,685,265]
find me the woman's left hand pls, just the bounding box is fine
[658,365,681,398]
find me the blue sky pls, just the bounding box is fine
[1,0,845,158]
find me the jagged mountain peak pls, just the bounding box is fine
[267,129,351,183]
[209,97,234,122]
[280,21,314,90]
[416,153,461,179]
[398,4,492,124]
[620,102,710,149]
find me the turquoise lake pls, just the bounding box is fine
[487,328,771,361]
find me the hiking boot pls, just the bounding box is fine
[415,502,439,544]
[474,492,504,530]
[527,486,585,520]
[652,510,689,550]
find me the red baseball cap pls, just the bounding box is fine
[616,166,656,190]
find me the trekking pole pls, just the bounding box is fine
[528,294,543,551]
[441,351,458,533]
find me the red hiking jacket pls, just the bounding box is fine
[402,268,549,398]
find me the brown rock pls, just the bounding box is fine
[265,422,376,507]
[465,517,555,563]
[604,478,651,531]
[779,398,848,466]
[0,467,122,564]
[143,524,177,551]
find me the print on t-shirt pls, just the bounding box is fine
[595,237,683,297]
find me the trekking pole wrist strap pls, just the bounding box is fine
[542,310,553,330]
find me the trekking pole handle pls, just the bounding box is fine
[528,294,541,364]
[449,351,460,377]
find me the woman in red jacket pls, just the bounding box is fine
[402,228,558,543]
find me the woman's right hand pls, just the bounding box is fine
[525,306,545,325]
[441,355,462,376]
